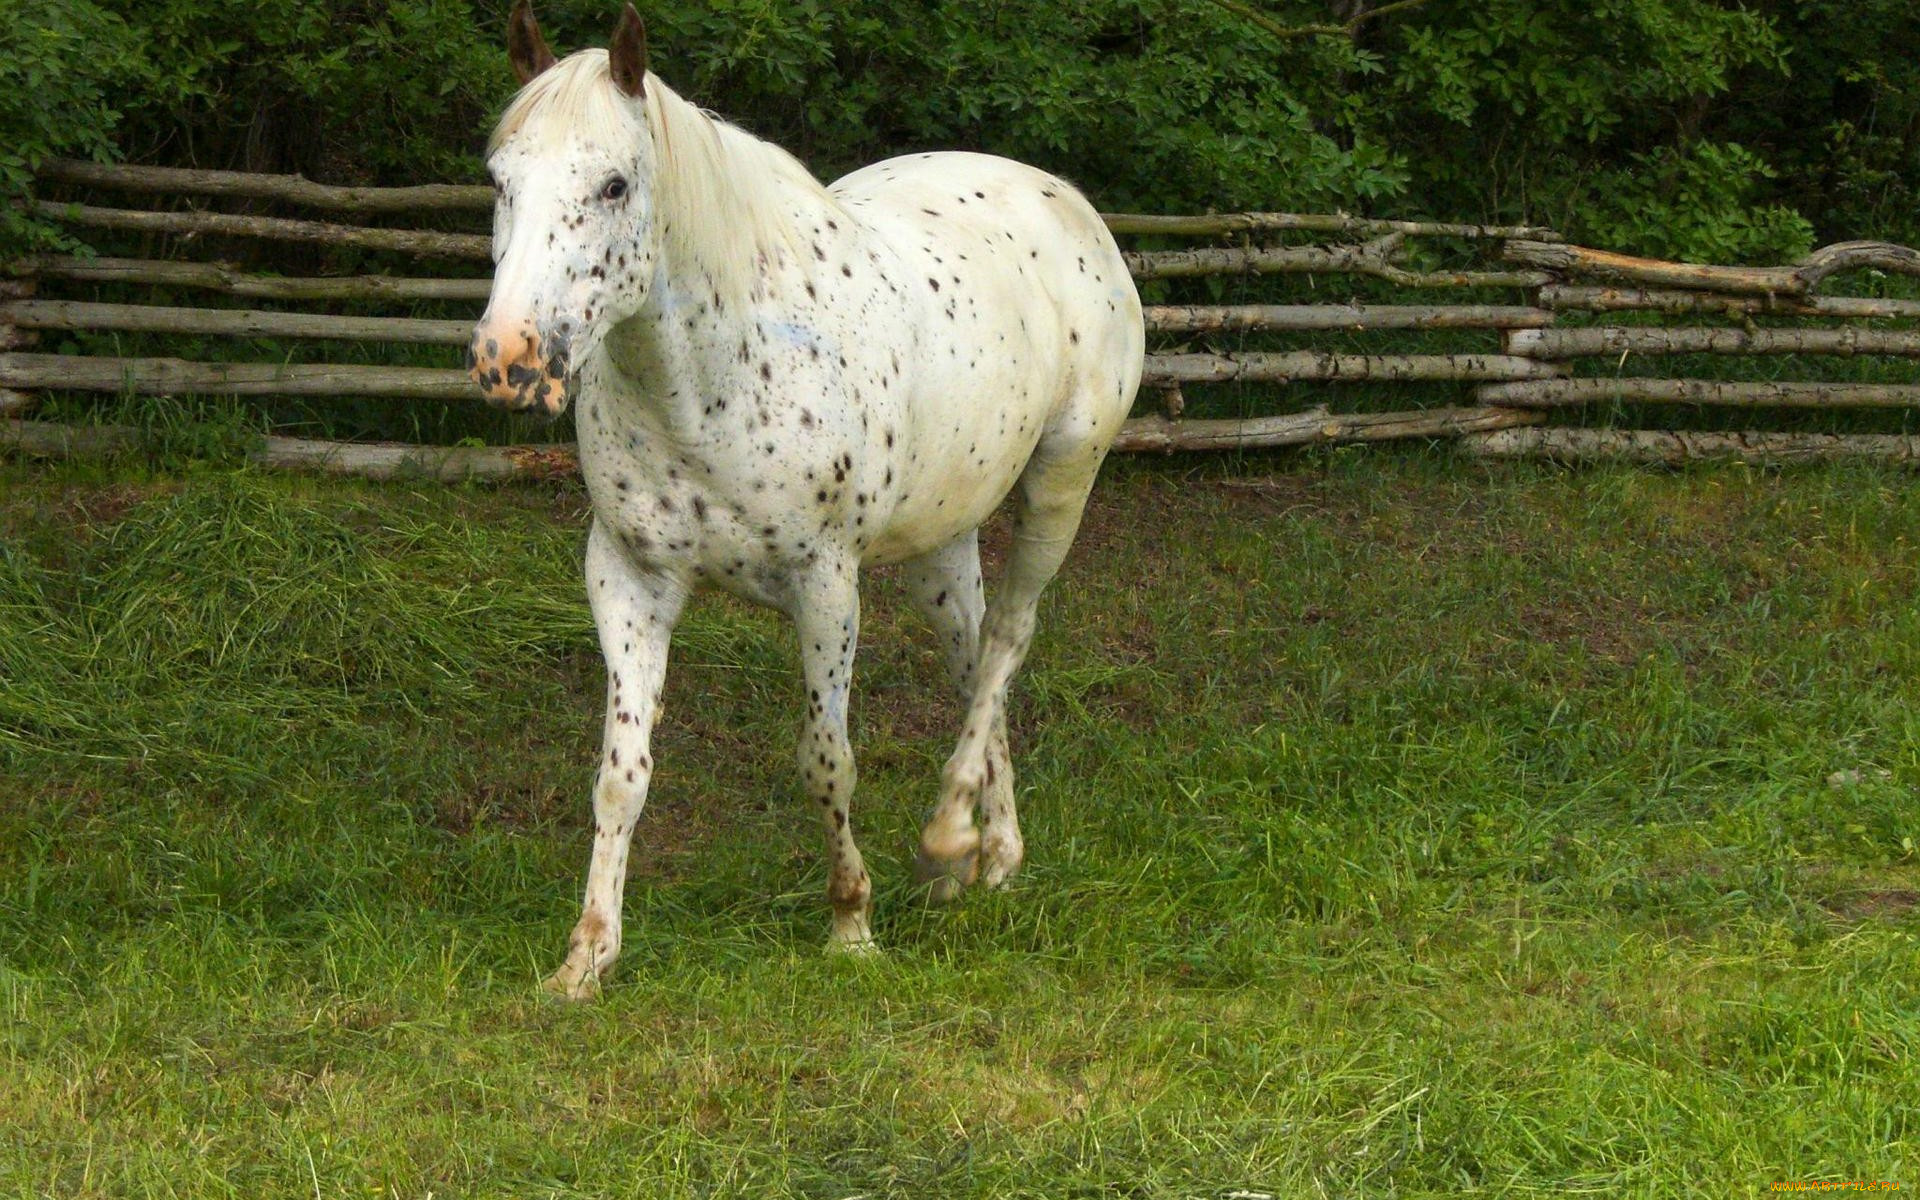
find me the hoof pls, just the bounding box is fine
[541,963,602,1002]
[827,935,880,957]
[915,845,980,904]
[977,834,1025,890]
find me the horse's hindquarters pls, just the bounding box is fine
[832,152,1144,565]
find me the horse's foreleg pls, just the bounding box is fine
[545,521,687,1001]
[792,567,872,949]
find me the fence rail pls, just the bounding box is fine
[7,157,1920,477]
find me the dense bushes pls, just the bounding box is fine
[4,0,1917,258]
[0,0,145,251]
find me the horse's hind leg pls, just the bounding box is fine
[903,531,1018,901]
[915,425,1113,898]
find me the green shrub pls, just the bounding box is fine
[7,1,1919,258]
[0,0,146,252]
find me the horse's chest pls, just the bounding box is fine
[578,425,868,607]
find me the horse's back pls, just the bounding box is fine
[830,153,1143,558]
[830,152,1136,348]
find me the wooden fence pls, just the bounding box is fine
[7,157,1920,480]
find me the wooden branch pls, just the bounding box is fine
[1796,241,1920,289]
[1126,242,1386,279]
[256,436,578,481]
[6,405,1534,481]
[31,200,492,260]
[1113,404,1541,453]
[1505,240,1804,296]
[1478,377,1920,409]
[1146,303,1552,333]
[9,254,493,302]
[38,157,1565,241]
[1145,350,1558,386]
[38,159,493,213]
[1127,239,1547,287]
[1537,285,1920,320]
[33,204,1551,283]
[1101,212,1558,240]
[1507,239,1920,298]
[3,299,473,346]
[0,390,31,417]
[1,419,138,458]
[1465,426,1920,468]
[1,419,579,481]
[1508,325,1920,359]
[6,346,1546,407]
[0,277,23,352]
[0,353,471,399]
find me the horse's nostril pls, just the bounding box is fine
[464,345,478,371]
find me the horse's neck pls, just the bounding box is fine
[599,280,719,429]
[603,182,846,426]
[597,264,782,437]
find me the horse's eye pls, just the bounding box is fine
[602,176,629,202]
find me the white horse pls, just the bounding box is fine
[470,1,1143,999]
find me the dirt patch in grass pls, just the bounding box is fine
[1516,600,1656,666]
[1203,467,1471,539]
[433,777,574,835]
[614,786,736,881]
[0,477,182,556]
[50,482,176,532]
[860,682,961,745]
[1820,886,1920,922]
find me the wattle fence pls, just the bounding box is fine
[7,157,1920,480]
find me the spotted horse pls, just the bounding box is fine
[471,2,1145,999]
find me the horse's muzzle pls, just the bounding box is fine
[468,325,570,417]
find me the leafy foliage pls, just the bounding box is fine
[4,0,1919,257]
[0,0,145,251]
[1722,0,1920,249]
[1384,0,1810,259]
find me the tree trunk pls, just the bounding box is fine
[1145,303,1552,332]
[1536,285,1920,319]
[1465,426,1920,467]
[1507,325,1920,359]
[4,299,473,346]
[0,353,472,399]
[1113,404,1542,452]
[1146,351,1559,385]
[32,201,492,260]
[37,158,494,214]
[9,255,493,302]
[1478,377,1920,408]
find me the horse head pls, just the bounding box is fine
[468,2,655,417]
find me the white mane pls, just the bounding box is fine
[490,50,833,304]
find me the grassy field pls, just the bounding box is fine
[0,446,1915,1197]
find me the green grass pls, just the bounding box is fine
[1,449,1916,1197]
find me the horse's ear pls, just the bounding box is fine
[609,3,648,98]
[507,0,557,85]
